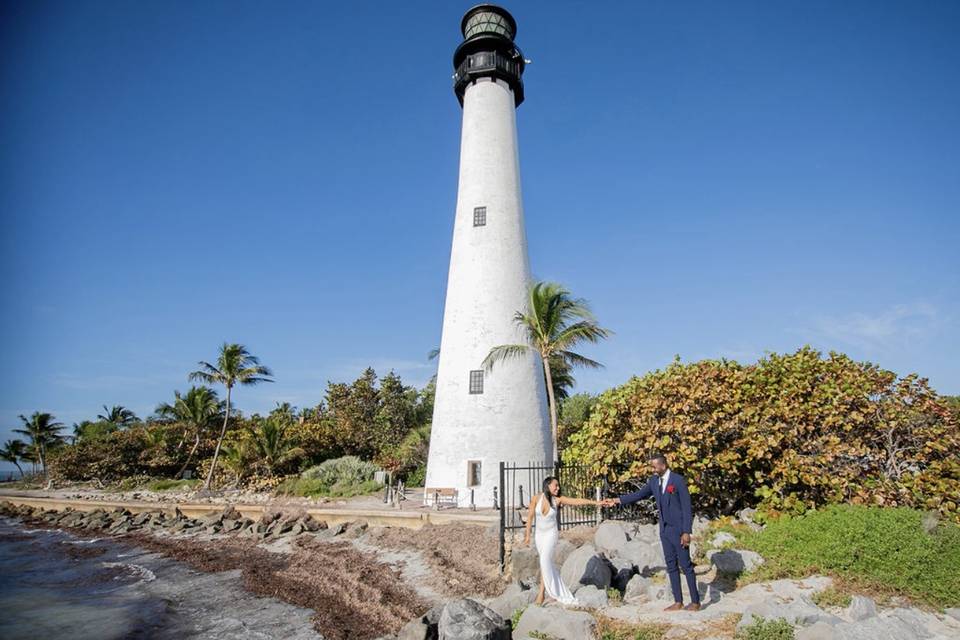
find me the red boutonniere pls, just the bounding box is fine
[666,484,676,494]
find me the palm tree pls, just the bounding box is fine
[97,405,139,428]
[155,386,224,479]
[482,282,611,463]
[245,415,305,477]
[0,439,28,478]
[14,412,66,479]
[189,343,273,490]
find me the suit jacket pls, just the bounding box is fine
[618,471,693,535]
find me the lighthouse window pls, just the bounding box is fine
[473,206,486,226]
[467,460,482,487]
[469,369,484,394]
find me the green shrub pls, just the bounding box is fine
[741,505,960,607]
[276,476,381,498]
[144,478,200,492]
[277,456,383,498]
[564,348,960,521]
[735,617,794,640]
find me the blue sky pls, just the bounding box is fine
[1,1,958,472]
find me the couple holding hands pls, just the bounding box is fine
[522,453,701,611]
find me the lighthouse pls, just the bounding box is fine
[424,5,551,508]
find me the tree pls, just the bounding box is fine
[189,343,273,490]
[483,281,611,463]
[245,415,306,476]
[97,405,139,428]
[0,439,28,477]
[14,412,65,479]
[155,386,224,479]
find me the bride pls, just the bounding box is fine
[522,476,603,606]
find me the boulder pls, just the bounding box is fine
[398,605,443,640]
[631,523,660,544]
[623,574,651,602]
[608,556,636,592]
[708,549,764,574]
[616,539,664,573]
[553,538,577,568]
[513,605,596,640]
[738,597,841,631]
[945,608,960,623]
[510,546,540,586]
[846,595,877,621]
[484,583,536,621]
[560,544,611,591]
[594,521,630,556]
[575,585,609,609]
[795,622,838,640]
[710,531,736,547]
[437,599,510,640]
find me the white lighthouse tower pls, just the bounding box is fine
[425,5,551,508]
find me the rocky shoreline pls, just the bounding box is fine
[3,501,959,640]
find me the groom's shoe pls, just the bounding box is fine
[684,603,701,612]
[664,602,683,611]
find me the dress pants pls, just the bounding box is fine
[660,524,699,604]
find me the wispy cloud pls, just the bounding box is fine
[800,302,942,352]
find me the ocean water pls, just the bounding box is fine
[0,517,323,639]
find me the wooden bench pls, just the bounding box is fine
[426,487,459,510]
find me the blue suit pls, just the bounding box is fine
[618,471,699,604]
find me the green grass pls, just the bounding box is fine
[510,607,526,630]
[144,478,200,492]
[738,505,960,608]
[275,476,381,498]
[595,616,667,640]
[735,617,794,640]
[811,587,852,608]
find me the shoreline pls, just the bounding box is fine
[0,500,504,640]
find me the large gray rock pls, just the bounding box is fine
[710,531,737,547]
[594,521,630,555]
[553,538,576,568]
[631,523,660,544]
[560,544,611,591]
[513,605,597,640]
[708,548,764,574]
[945,608,960,623]
[738,597,841,631]
[437,599,510,640]
[510,546,540,586]
[623,574,651,601]
[484,583,536,621]
[615,539,664,573]
[796,607,952,640]
[846,595,877,621]
[398,605,443,640]
[574,585,609,609]
[608,556,636,592]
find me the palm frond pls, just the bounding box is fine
[482,344,531,371]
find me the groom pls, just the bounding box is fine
[602,453,701,611]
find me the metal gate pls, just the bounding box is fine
[497,460,655,571]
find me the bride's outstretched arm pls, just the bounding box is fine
[556,496,600,507]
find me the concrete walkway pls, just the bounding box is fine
[0,489,498,530]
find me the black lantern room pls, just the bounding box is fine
[453,5,526,107]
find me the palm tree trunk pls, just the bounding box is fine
[13,461,24,478]
[542,355,559,464]
[204,385,231,490]
[176,432,201,479]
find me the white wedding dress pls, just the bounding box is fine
[534,494,578,606]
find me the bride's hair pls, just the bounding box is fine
[542,476,559,509]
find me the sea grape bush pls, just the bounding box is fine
[565,347,960,521]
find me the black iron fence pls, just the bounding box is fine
[497,460,656,570]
